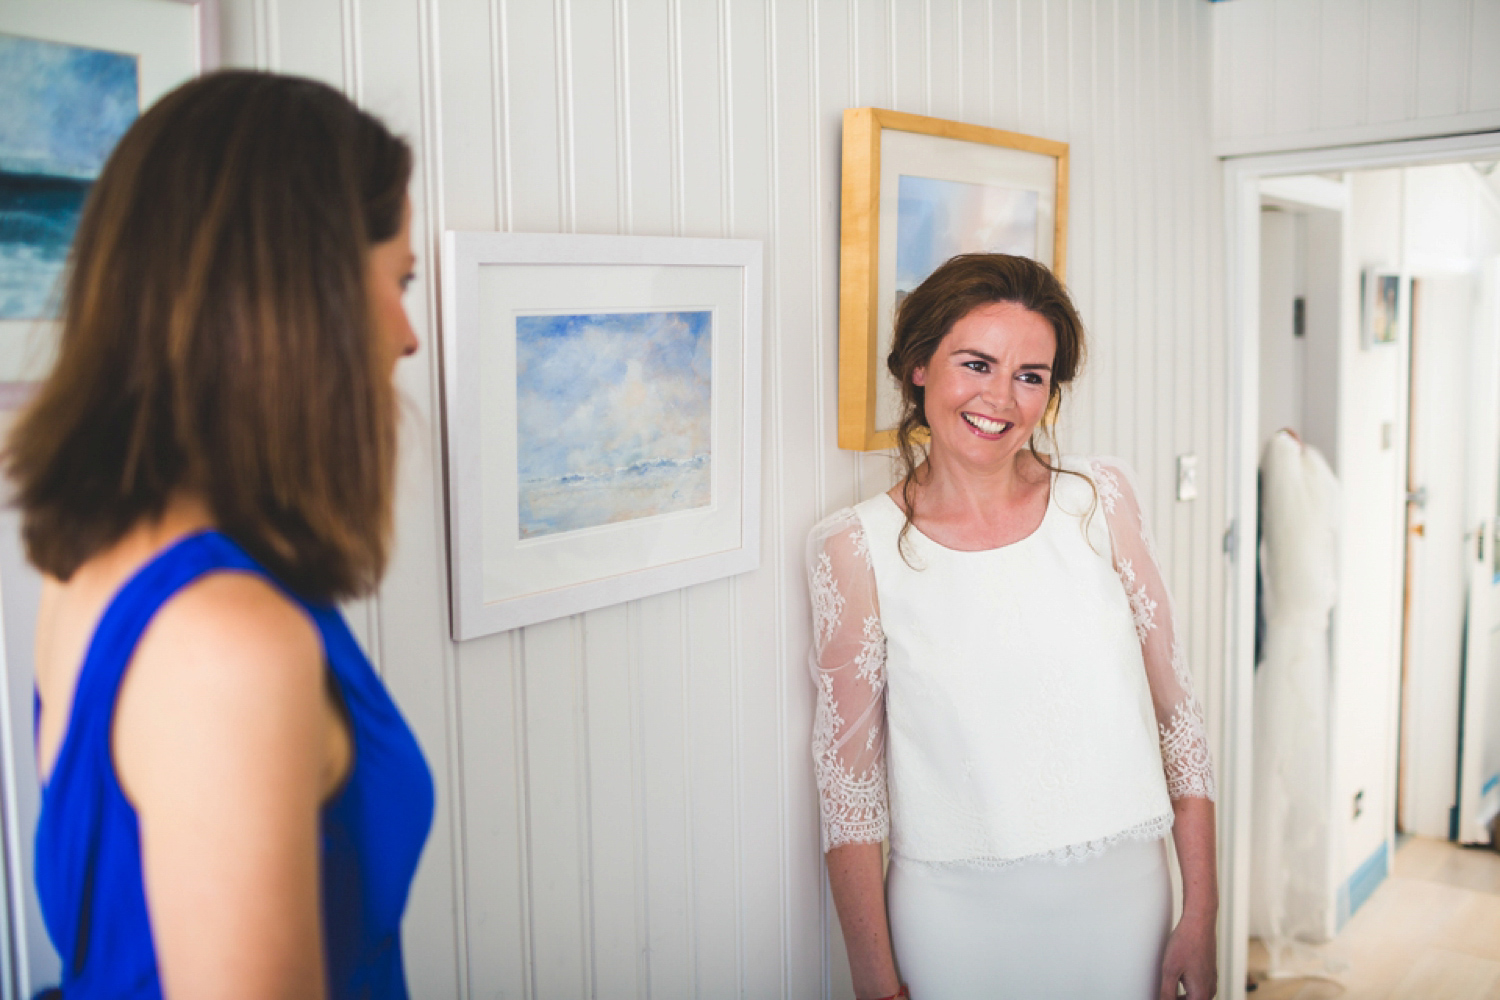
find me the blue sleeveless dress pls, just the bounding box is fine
[33,531,434,998]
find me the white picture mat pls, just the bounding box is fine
[443,232,763,640]
[874,129,1058,431]
[0,0,209,382]
[477,263,745,603]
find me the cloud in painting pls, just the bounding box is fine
[516,310,713,539]
[895,175,1039,295]
[0,35,139,180]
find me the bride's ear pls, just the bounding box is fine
[912,367,926,387]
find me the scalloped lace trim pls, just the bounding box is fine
[899,812,1175,871]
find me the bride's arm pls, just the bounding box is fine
[1091,460,1219,1000]
[808,511,900,999]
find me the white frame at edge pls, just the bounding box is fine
[440,231,765,642]
[1220,129,1500,1000]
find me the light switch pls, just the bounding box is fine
[1176,454,1198,502]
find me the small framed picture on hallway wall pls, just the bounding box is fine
[1361,267,1404,348]
[837,108,1068,451]
[440,232,764,640]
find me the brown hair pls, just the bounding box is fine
[4,71,412,602]
[887,253,1089,554]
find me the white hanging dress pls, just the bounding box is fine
[1250,431,1340,974]
[809,458,1216,999]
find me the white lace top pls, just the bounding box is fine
[809,457,1215,868]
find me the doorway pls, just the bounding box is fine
[1222,133,1500,1000]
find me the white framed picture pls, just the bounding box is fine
[0,0,218,396]
[441,232,764,640]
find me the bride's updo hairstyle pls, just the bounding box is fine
[4,71,412,602]
[886,253,1089,553]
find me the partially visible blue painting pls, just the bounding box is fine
[895,175,1039,303]
[0,34,139,320]
[516,310,712,540]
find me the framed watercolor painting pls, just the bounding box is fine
[0,0,218,399]
[837,108,1068,451]
[441,232,764,640]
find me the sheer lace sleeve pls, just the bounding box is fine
[808,508,889,851]
[1091,459,1217,802]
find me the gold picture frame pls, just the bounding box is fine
[837,108,1069,451]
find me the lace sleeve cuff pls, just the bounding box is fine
[1160,698,1217,801]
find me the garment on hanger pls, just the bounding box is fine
[1250,429,1341,976]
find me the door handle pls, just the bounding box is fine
[1413,523,1426,537]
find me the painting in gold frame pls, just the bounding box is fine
[837,108,1068,451]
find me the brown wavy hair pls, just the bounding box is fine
[887,253,1089,555]
[4,71,412,601]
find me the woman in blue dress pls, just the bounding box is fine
[7,71,433,998]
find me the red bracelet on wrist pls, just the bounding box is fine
[862,987,908,1000]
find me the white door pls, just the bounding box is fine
[1458,258,1500,844]
[1403,275,1477,838]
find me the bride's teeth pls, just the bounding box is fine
[964,413,1008,434]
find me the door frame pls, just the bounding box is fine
[1221,130,1500,1000]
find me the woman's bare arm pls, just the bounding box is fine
[827,843,901,998]
[114,573,330,999]
[1161,796,1218,999]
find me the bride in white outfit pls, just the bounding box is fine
[809,254,1218,999]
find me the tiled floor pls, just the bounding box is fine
[1248,837,1500,999]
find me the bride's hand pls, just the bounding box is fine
[1158,913,1216,999]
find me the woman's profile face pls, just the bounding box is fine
[367,198,418,369]
[912,300,1056,469]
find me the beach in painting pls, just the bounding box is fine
[0,34,139,320]
[895,175,1039,299]
[516,310,712,540]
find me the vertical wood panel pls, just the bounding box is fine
[624,0,676,233]
[502,0,563,232]
[568,0,625,234]
[1364,0,1417,125]
[1313,0,1368,131]
[519,620,590,998]
[1416,0,1471,120]
[926,0,961,121]
[580,604,645,998]
[1269,0,1317,145]
[455,635,530,999]
[889,0,925,114]
[275,0,347,85]
[636,591,692,995]
[1470,0,1500,113]
[684,580,740,996]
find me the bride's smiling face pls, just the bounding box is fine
[913,300,1056,468]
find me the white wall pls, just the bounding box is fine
[1333,169,1407,883]
[213,2,1229,996]
[1212,0,1500,158]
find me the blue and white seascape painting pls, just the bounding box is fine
[0,34,139,320]
[516,310,713,540]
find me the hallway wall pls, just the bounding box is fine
[1212,0,1500,157]
[213,2,1229,996]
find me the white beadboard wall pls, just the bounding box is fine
[1212,0,1500,158]
[217,2,1227,996]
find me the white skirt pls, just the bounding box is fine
[887,837,1173,1000]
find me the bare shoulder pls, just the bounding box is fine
[142,572,318,663]
[114,572,325,803]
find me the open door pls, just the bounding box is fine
[1458,257,1500,844]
